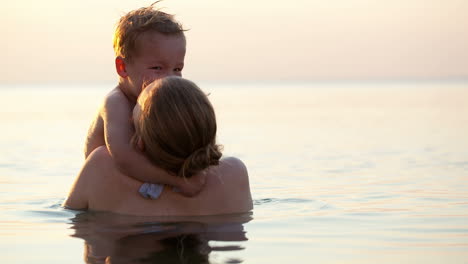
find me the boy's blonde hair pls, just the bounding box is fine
[113,3,185,61]
[134,77,222,178]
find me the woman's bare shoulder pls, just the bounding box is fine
[198,156,253,214]
[64,146,113,210]
[220,156,247,171]
[80,146,138,209]
[208,157,248,183]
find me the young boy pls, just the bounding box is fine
[85,5,204,195]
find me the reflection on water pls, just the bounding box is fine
[69,211,252,264]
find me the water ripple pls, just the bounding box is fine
[254,198,316,205]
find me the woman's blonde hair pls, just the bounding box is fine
[134,77,222,178]
[113,3,186,62]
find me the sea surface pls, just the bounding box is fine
[0,81,467,263]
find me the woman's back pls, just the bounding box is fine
[78,146,252,216]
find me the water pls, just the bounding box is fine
[1,81,468,263]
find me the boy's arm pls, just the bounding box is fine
[102,91,205,196]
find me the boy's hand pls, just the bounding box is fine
[175,172,207,197]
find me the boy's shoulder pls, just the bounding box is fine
[103,86,133,109]
[106,86,128,100]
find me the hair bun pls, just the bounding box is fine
[179,144,223,178]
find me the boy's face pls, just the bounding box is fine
[123,31,186,98]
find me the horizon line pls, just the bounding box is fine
[2,77,468,87]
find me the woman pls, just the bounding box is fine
[64,77,253,216]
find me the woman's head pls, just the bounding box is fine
[133,77,222,178]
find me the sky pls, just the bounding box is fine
[2,0,468,83]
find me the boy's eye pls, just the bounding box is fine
[151,66,162,70]
[174,68,182,72]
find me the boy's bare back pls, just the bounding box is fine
[85,87,126,158]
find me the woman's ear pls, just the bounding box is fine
[115,56,128,78]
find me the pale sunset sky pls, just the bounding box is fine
[2,0,468,83]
